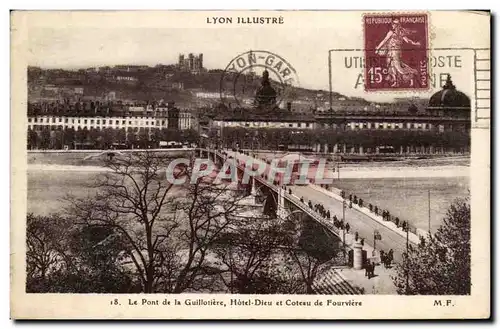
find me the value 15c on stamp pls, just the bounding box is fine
[363,13,429,91]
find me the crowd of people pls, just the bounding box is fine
[296,191,397,279]
[298,195,357,238]
[341,191,414,235]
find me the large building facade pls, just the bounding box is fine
[216,75,470,133]
[27,112,194,131]
[27,101,197,149]
[210,75,471,154]
[315,76,470,133]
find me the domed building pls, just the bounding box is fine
[212,70,316,150]
[426,75,471,132]
[254,69,277,108]
[212,72,471,154]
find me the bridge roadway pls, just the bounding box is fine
[217,149,410,263]
[213,150,344,234]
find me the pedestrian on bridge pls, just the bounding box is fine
[345,223,350,233]
[387,249,394,267]
[364,261,375,279]
[370,262,376,279]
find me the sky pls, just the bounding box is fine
[24,11,490,102]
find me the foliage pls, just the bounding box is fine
[27,127,199,150]
[27,152,348,294]
[26,213,135,293]
[212,216,292,294]
[65,151,248,293]
[221,127,470,151]
[392,199,471,295]
[281,215,342,294]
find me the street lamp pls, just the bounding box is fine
[373,230,382,252]
[342,199,347,256]
[219,124,224,150]
[428,189,431,235]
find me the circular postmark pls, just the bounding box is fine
[219,50,300,114]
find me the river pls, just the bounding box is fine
[27,162,470,233]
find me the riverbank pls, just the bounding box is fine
[27,162,470,180]
[28,164,111,172]
[333,165,469,179]
[330,176,469,234]
[27,149,193,166]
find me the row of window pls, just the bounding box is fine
[28,124,164,133]
[29,118,169,127]
[28,117,191,127]
[217,120,465,132]
[346,122,431,130]
[218,121,433,130]
[218,121,313,128]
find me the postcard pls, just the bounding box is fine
[10,10,490,319]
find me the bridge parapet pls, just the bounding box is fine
[210,148,347,242]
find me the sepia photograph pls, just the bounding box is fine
[10,10,490,319]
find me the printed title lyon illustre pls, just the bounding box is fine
[206,16,284,25]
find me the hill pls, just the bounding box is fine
[27,65,351,109]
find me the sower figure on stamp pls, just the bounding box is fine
[375,18,421,87]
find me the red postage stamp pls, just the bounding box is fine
[364,13,429,91]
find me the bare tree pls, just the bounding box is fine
[281,216,341,294]
[67,152,179,292]
[211,215,287,293]
[170,177,251,293]
[67,151,247,293]
[26,213,135,293]
[26,214,70,283]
